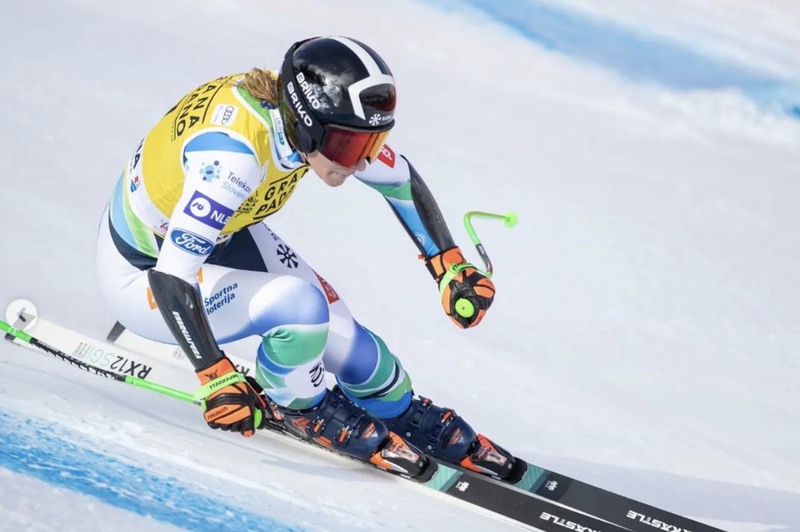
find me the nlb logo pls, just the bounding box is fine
[171,229,214,256]
[189,197,211,217]
[184,190,234,230]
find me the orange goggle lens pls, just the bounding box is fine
[319,126,392,168]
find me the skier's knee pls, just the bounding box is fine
[252,276,330,330]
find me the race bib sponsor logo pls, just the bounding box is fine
[274,114,287,147]
[167,75,232,140]
[184,190,234,230]
[200,160,221,182]
[221,171,253,200]
[378,145,395,168]
[129,138,144,174]
[156,219,170,236]
[170,229,214,256]
[130,174,142,193]
[189,197,211,217]
[210,104,238,127]
[204,283,238,315]
[313,271,340,304]
[234,168,307,222]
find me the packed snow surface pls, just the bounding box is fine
[1,0,799,531]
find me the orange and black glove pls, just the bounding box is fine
[425,247,495,329]
[195,356,267,437]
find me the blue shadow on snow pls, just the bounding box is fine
[412,0,800,118]
[0,411,303,532]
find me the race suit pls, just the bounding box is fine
[96,73,457,416]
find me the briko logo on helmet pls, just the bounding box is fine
[286,81,314,128]
[279,36,397,167]
[295,73,321,109]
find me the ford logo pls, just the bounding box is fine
[170,229,214,256]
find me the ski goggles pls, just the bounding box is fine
[318,123,393,168]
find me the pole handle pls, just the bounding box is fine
[451,210,518,319]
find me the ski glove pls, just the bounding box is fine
[195,356,268,437]
[425,247,495,329]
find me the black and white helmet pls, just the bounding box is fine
[279,36,397,165]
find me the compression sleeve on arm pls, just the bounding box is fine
[355,145,455,259]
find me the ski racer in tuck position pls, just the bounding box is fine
[96,36,522,481]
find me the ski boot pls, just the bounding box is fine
[383,396,527,482]
[278,388,437,481]
[245,376,284,427]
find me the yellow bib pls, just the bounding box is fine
[135,73,308,238]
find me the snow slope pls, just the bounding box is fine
[1,0,799,531]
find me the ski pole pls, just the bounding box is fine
[0,318,199,405]
[463,210,519,278]
[442,210,519,320]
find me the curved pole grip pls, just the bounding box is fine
[450,210,518,319]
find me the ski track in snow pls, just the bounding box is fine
[0,411,300,532]
[0,468,187,532]
[0,344,513,532]
[1,0,799,531]
[408,0,800,117]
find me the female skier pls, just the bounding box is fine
[96,36,520,481]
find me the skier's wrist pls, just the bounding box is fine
[194,355,267,438]
[424,247,468,282]
[195,355,238,387]
[424,247,495,329]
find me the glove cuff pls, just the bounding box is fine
[425,247,466,282]
[195,355,236,385]
[193,357,246,403]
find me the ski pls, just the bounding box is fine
[518,469,724,532]
[2,312,630,532]
[2,310,726,532]
[448,461,725,532]
[249,416,629,532]
[105,320,727,532]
